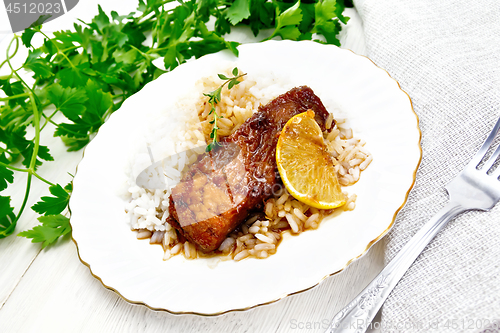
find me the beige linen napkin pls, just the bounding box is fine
[352,1,500,332]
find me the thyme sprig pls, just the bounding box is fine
[204,67,246,152]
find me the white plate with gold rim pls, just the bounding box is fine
[70,40,421,315]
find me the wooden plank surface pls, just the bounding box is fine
[0,6,387,333]
[0,238,385,333]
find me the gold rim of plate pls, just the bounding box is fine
[69,46,422,316]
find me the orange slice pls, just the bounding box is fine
[276,110,346,209]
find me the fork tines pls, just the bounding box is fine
[470,117,500,177]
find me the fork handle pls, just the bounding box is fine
[326,201,465,333]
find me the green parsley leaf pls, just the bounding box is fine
[56,66,90,89]
[109,26,130,48]
[196,0,217,21]
[112,48,139,65]
[23,49,53,80]
[314,0,337,26]
[0,126,30,164]
[92,5,111,32]
[334,0,349,24]
[215,11,232,36]
[21,28,36,48]
[247,0,275,36]
[64,182,73,192]
[59,135,90,152]
[31,184,70,216]
[54,120,91,139]
[0,196,16,239]
[313,0,348,45]
[278,1,303,27]
[52,30,83,50]
[278,26,302,40]
[267,1,303,40]
[20,143,53,169]
[38,145,53,161]
[164,46,180,71]
[0,165,14,191]
[192,22,240,58]
[29,14,52,28]
[297,2,316,34]
[18,214,71,248]
[47,83,88,121]
[315,19,342,45]
[84,80,113,119]
[225,0,251,25]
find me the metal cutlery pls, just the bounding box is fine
[327,117,500,333]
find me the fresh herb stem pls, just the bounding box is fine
[15,173,33,226]
[40,109,59,131]
[204,68,246,152]
[101,107,115,122]
[222,73,246,89]
[6,36,37,101]
[32,172,56,187]
[129,45,150,60]
[137,0,175,21]
[3,35,55,229]
[8,89,57,224]
[1,34,19,71]
[28,93,41,170]
[5,35,19,70]
[0,162,28,173]
[59,45,81,53]
[46,118,59,128]
[9,94,36,228]
[210,106,220,147]
[0,160,54,186]
[0,93,30,101]
[147,46,170,53]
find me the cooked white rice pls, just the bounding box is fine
[124,69,372,261]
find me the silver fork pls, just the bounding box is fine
[326,117,500,333]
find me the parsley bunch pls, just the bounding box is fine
[0,0,349,248]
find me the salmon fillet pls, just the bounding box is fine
[166,86,333,252]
